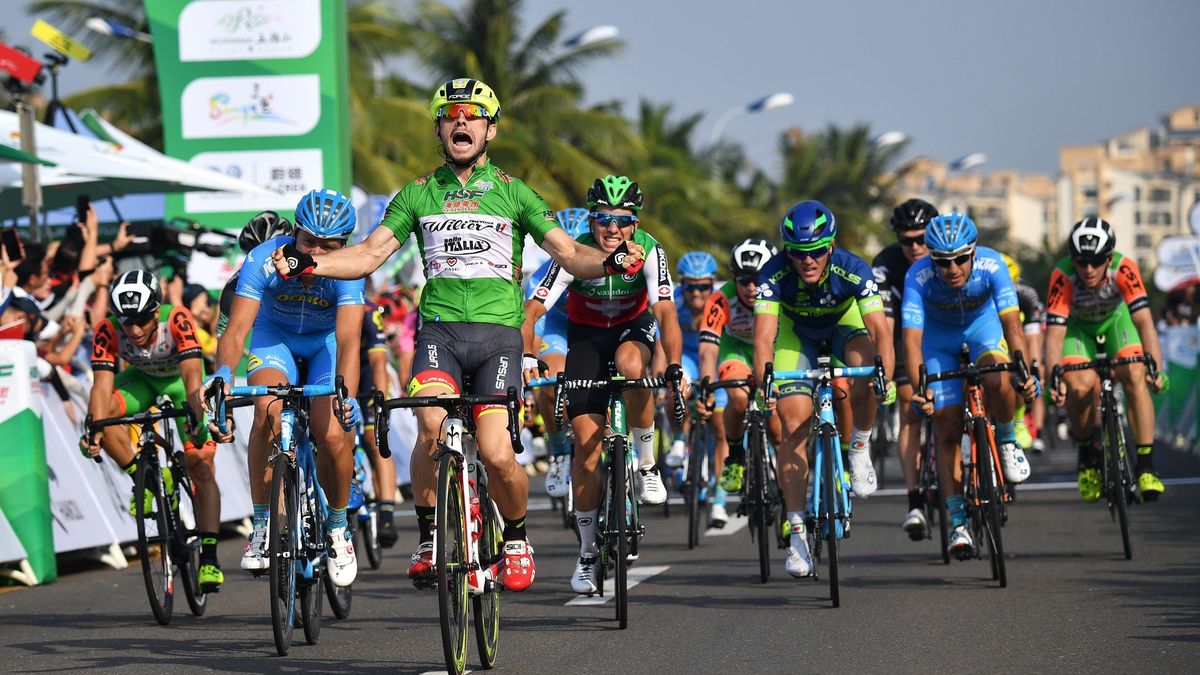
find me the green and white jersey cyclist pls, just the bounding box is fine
[265,78,648,593]
[752,200,894,579]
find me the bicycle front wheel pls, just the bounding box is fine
[268,452,298,656]
[360,505,384,570]
[612,435,630,629]
[820,426,840,608]
[173,468,208,617]
[300,471,324,645]
[685,421,707,549]
[134,457,174,625]
[436,452,469,674]
[473,474,502,669]
[976,420,1007,588]
[747,418,771,584]
[1106,411,1133,560]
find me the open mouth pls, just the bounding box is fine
[451,131,473,148]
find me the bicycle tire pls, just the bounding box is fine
[473,472,502,670]
[612,435,630,629]
[821,424,840,608]
[436,451,469,674]
[976,419,1007,588]
[324,501,353,621]
[134,456,174,625]
[1106,409,1133,560]
[747,418,771,584]
[935,491,950,565]
[657,409,672,519]
[173,466,207,617]
[300,470,324,645]
[685,421,706,549]
[360,505,383,570]
[268,452,297,656]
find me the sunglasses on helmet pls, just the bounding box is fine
[436,103,490,120]
[591,212,638,228]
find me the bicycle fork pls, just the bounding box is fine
[434,417,497,597]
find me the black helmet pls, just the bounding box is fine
[1069,217,1116,259]
[890,198,938,232]
[239,211,294,253]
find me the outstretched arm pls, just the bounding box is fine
[274,225,402,280]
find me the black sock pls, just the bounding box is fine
[907,489,923,512]
[727,440,745,465]
[416,505,435,543]
[200,532,218,564]
[503,515,527,541]
[378,500,395,526]
[1076,439,1100,469]
[1135,445,1154,473]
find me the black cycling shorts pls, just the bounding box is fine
[564,311,656,418]
[410,322,523,416]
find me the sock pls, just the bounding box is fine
[548,430,570,457]
[947,495,966,528]
[994,421,1016,445]
[631,426,656,467]
[122,459,137,476]
[712,486,728,507]
[726,438,745,464]
[1077,439,1100,469]
[416,505,436,543]
[200,532,219,564]
[326,507,348,530]
[252,503,269,524]
[503,515,527,541]
[672,429,686,443]
[575,509,599,557]
[1014,402,1027,423]
[378,500,395,526]
[1135,444,1154,472]
[907,489,923,512]
[850,428,871,451]
[787,510,806,534]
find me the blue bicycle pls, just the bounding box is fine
[768,349,885,608]
[212,376,354,655]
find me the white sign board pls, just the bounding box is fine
[181,74,321,139]
[179,0,322,62]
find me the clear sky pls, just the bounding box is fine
[3,0,1197,175]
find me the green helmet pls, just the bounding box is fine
[586,175,643,212]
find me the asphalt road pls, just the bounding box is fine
[3,442,1198,674]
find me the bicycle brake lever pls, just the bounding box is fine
[373,390,390,459]
[507,387,524,454]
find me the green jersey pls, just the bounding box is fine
[380,161,559,328]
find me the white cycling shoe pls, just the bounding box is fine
[948,525,976,560]
[326,526,358,587]
[545,455,571,498]
[999,442,1031,484]
[784,522,813,578]
[571,555,599,595]
[902,508,928,540]
[847,445,878,497]
[636,466,668,505]
[665,439,686,468]
[240,521,269,571]
[710,502,729,529]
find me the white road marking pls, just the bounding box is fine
[704,516,749,537]
[565,565,670,606]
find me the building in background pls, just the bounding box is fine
[1058,105,1200,271]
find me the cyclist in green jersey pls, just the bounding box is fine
[270,79,648,591]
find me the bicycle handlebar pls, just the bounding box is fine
[551,373,686,428]
[1052,354,1157,392]
[371,387,524,459]
[84,406,193,464]
[208,376,345,437]
[917,350,1029,402]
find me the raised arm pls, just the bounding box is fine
[274,224,402,280]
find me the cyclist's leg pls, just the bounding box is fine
[407,322,460,554]
[1107,306,1162,492]
[835,310,879,495]
[772,321,816,515]
[102,367,153,467]
[468,326,529,530]
[922,321,968,521]
[246,323,296,505]
[1061,320,1103,492]
[717,358,752,470]
[970,313,1030,483]
[537,314,572,495]
[613,314,666,504]
[161,374,220,533]
[303,330,354,510]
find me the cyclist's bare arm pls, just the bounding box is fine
[1130,306,1164,374]
[541,227,639,280]
[279,225,401,281]
[698,340,719,383]
[336,305,364,398]
[180,357,207,422]
[653,299,684,366]
[863,309,895,378]
[520,299,548,356]
[213,295,261,385]
[752,312,778,385]
[370,348,390,397]
[999,310,1029,363]
[903,326,930,409]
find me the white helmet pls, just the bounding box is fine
[110,269,160,320]
[729,238,778,275]
[1068,217,1115,259]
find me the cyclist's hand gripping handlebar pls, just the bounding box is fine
[665,363,686,425]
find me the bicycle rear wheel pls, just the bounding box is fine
[360,505,383,570]
[821,426,841,608]
[473,475,502,669]
[300,472,324,645]
[268,452,298,656]
[685,422,707,549]
[976,420,1007,588]
[1105,412,1133,560]
[173,468,208,617]
[747,418,771,584]
[612,435,630,629]
[134,457,174,625]
[436,452,469,674]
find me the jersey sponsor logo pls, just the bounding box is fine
[446,257,458,266]
[444,236,492,255]
[830,264,861,284]
[424,218,508,234]
[916,267,935,284]
[975,256,1000,273]
[274,293,332,308]
[443,199,479,213]
[757,286,774,299]
[658,284,672,298]
[655,246,669,285]
[473,180,494,191]
[247,354,263,371]
[534,286,550,299]
[494,355,510,391]
[622,273,638,282]
[872,265,889,283]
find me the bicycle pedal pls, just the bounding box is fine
[411,577,437,590]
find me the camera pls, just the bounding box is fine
[118,218,236,280]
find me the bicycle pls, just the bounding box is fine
[526,380,576,532]
[84,404,207,625]
[918,348,1029,588]
[551,372,685,629]
[769,348,886,608]
[349,444,383,571]
[211,376,354,656]
[682,382,716,550]
[917,416,951,564]
[1052,334,1154,560]
[373,385,523,674]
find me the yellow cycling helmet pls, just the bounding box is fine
[429,78,501,121]
[1000,252,1021,282]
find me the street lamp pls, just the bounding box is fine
[85,17,152,43]
[709,92,795,147]
[563,25,619,49]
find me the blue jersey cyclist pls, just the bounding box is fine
[524,207,590,500]
[661,250,719,468]
[902,212,1038,561]
[208,189,366,588]
[752,200,895,579]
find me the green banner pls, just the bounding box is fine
[146,1,351,230]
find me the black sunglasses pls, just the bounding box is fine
[683,283,714,293]
[932,253,972,268]
[1073,254,1111,269]
[898,234,926,247]
[735,274,757,286]
[119,308,158,328]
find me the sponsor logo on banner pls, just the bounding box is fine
[182,74,320,139]
[185,148,323,213]
[179,0,322,62]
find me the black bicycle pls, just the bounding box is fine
[84,404,207,625]
[682,383,716,550]
[553,372,684,629]
[1052,335,1154,560]
[917,416,951,564]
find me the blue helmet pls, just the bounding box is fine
[294,189,356,239]
[925,213,977,256]
[556,207,591,239]
[780,200,837,249]
[677,251,718,280]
